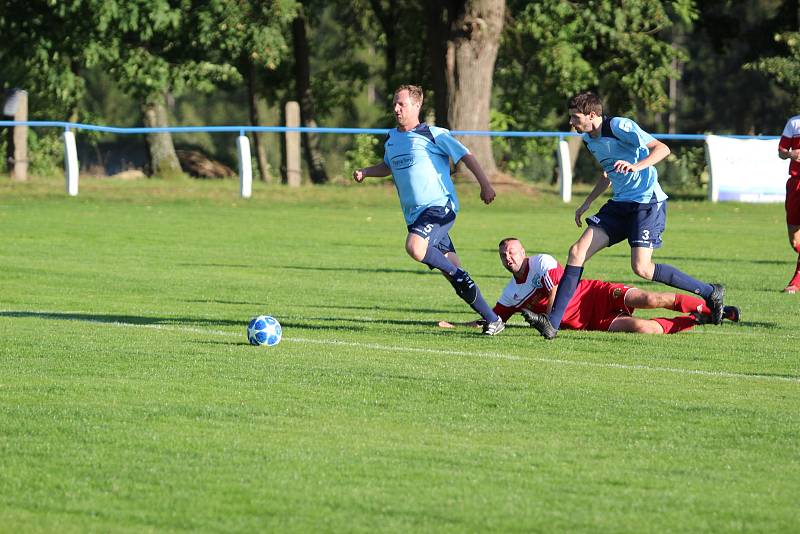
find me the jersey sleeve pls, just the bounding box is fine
[544,264,563,288]
[430,127,470,164]
[780,118,800,150]
[530,254,560,291]
[611,117,655,150]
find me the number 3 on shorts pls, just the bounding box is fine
[641,229,650,241]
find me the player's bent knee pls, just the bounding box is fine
[632,263,655,280]
[405,236,428,262]
[406,244,426,262]
[567,242,586,265]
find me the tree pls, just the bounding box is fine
[749,31,800,109]
[0,0,114,121]
[292,5,328,183]
[189,0,298,183]
[681,0,796,135]
[368,0,505,176]
[494,0,697,180]
[441,0,505,176]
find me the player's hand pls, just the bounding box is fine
[575,202,590,227]
[613,160,637,174]
[353,169,365,182]
[480,184,496,204]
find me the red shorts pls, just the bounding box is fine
[562,282,635,331]
[787,176,800,226]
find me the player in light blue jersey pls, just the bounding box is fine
[526,92,725,340]
[353,84,504,335]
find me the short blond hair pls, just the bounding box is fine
[394,84,423,105]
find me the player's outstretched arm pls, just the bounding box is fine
[575,174,611,227]
[460,153,496,204]
[353,162,391,182]
[614,139,671,174]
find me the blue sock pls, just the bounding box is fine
[469,287,500,323]
[421,247,458,276]
[653,264,713,299]
[548,265,583,330]
[448,269,499,323]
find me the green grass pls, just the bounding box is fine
[1,176,798,532]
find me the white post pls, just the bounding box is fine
[237,134,252,198]
[705,137,718,202]
[63,130,79,196]
[557,138,572,203]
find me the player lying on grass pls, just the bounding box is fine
[442,238,739,335]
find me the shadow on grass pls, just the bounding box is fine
[295,303,460,315]
[0,310,242,327]
[177,263,257,269]
[267,264,508,279]
[0,311,368,333]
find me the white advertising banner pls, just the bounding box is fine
[706,134,788,202]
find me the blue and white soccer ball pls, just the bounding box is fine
[247,315,282,346]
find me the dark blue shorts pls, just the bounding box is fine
[407,203,457,255]
[586,199,666,249]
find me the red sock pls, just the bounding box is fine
[789,253,800,287]
[653,316,698,334]
[672,294,709,315]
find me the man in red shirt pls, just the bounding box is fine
[778,115,800,293]
[461,237,738,335]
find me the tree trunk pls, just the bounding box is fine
[427,2,452,127]
[292,9,328,184]
[142,94,181,177]
[246,57,272,183]
[445,0,505,178]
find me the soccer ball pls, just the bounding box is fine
[247,315,282,346]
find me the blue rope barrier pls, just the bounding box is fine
[0,120,780,140]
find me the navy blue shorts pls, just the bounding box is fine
[586,199,666,249]
[407,203,457,255]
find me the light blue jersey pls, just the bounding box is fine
[583,116,668,203]
[383,123,469,224]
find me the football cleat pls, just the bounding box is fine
[482,317,505,336]
[705,283,725,325]
[782,285,798,294]
[691,305,740,325]
[520,309,558,340]
[723,305,740,323]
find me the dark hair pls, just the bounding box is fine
[498,237,520,249]
[568,92,603,115]
[394,84,423,104]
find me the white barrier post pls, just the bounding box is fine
[557,137,572,203]
[237,133,252,198]
[63,129,79,196]
[705,137,718,202]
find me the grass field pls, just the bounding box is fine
[1,176,798,532]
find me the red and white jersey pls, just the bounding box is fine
[779,115,800,177]
[493,254,559,322]
[493,254,633,331]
